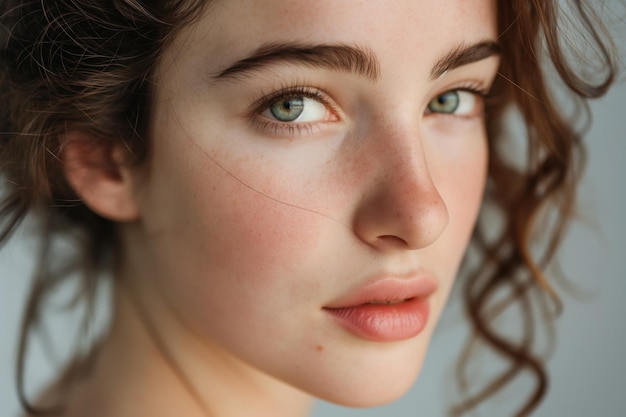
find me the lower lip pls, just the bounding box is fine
[323,297,430,342]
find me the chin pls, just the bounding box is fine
[321,373,419,408]
[301,348,427,409]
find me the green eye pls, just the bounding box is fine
[262,93,331,124]
[426,90,481,117]
[270,97,305,121]
[428,91,460,114]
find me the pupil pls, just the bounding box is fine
[430,91,459,113]
[271,97,304,121]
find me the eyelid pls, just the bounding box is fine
[247,85,340,137]
[446,80,490,98]
[247,85,339,119]
[425,81,491,117]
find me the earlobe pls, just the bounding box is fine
[61,133,140,222]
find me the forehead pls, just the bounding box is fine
[166,0,498,76]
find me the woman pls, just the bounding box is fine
[0,1,617,416]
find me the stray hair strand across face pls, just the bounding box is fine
[0,0,618,416]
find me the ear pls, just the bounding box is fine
[61,133,140,222]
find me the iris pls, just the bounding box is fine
[428,91,460,114]
[270,97,305,121]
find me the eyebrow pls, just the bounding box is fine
[430,41,501,78]
[215,43,381,81]
[213,40,500,82]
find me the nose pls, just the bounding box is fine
[352,127,449,251]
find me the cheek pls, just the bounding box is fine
[140,137,334,305]
[446,151,487,233]
[429,127,488,274]
[431,121,488,227]
[206,184,324,284]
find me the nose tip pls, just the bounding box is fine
[352,173,450,250]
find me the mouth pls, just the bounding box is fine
[323,296,431,342]
[364,298,412,305]
[323,276,437,342]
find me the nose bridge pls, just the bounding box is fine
[352,121,450,250]
[378,124,447,219]
[381,125,432,192]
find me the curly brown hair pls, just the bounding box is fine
[0,1,617,416]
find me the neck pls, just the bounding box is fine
[83,281,313,417]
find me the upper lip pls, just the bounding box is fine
[323,273,438,309]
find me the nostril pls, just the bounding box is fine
[351,163,450,251]
[375,235,410,249]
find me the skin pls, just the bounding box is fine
[57,1,500,416]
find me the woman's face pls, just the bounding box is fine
[126,0,499,406]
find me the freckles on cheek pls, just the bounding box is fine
[200,179,326,289]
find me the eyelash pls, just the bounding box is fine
[248,82,490,137]
[425,82,490,118]
[449,82,489,98]
[248,86,338,137]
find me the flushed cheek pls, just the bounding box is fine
[147,143,337,308]
[205,187,327,286]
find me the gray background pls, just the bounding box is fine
[1,16,625,417]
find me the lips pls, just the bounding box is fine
[323,276,438,342]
